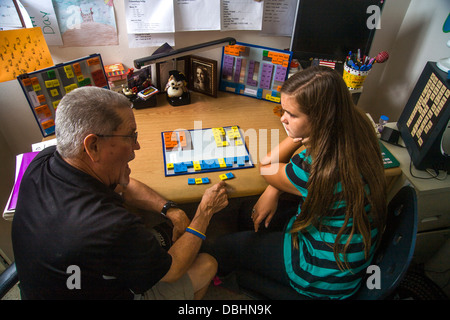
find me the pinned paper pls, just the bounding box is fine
[20,0,63,46]
[0,27,53,82]
[52,0,118,47]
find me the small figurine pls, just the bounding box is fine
[165,70,190,106]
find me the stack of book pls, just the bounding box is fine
[2,139,56,221]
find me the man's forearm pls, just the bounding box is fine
[118,177,166,213]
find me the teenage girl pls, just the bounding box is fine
[208,66,387,299]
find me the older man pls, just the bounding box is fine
[12,86,228,299]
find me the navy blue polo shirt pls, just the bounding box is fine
[12,146,172,299]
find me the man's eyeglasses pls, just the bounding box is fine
[96,132,138,144]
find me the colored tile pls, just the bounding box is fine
[202,177,210,184]
[226,172,235,179]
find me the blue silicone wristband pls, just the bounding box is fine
[185,227,206,240]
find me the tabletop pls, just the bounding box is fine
[129,91,401,203]
[130,91,287,203]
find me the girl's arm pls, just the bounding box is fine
[259,137,304,196]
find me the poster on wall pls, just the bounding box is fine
[52,0,118,47]
[0,27,53,82]
[20,0,63,46]
[221,0,263,31]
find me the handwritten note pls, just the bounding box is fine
[0,27,53,83]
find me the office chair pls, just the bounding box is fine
[0,262,18,299]
[236,185,418,300]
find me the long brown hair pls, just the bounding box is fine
[282,66,387,270]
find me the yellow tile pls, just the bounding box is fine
[218,158,226,168]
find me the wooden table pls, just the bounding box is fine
[129,91,401,203]
[130,91,285,203]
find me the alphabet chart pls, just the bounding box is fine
[219,42,292,103]
[18,54,109,137]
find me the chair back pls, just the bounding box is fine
[353,185,418,299]
[236,186,418,300]
[0,262,18,299]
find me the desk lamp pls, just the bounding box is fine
[133,37,236,106]
[134,37,236,68]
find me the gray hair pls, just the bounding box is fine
[55,86,132,158]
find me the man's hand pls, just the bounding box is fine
[166,208,191,242]
[197,181,229,219]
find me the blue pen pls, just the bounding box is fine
[348,60,359,70]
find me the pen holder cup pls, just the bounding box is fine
[343,64,370,90]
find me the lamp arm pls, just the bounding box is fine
[134,37,236,69]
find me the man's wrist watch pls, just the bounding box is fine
[161,201,179,216]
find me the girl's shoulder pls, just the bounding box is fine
[290,149,312,169]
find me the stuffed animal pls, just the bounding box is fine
[165,70,188,98]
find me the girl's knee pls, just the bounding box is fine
[198,253,218,276]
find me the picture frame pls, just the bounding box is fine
[156,56,190,92]
[189,55,217,97]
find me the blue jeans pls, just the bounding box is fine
[204,197,308,299]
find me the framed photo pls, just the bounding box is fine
[156,56,189,92]
[189,56,217,97]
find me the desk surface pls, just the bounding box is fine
[382,123,450,195]
[130,92,401,203]
[131,91,287,203]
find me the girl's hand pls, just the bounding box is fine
[251,185,282,232]
[292,136,310,148]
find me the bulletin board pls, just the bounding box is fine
[162,125,253,177]
[17,54,109,137]
[219,42,292,103]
